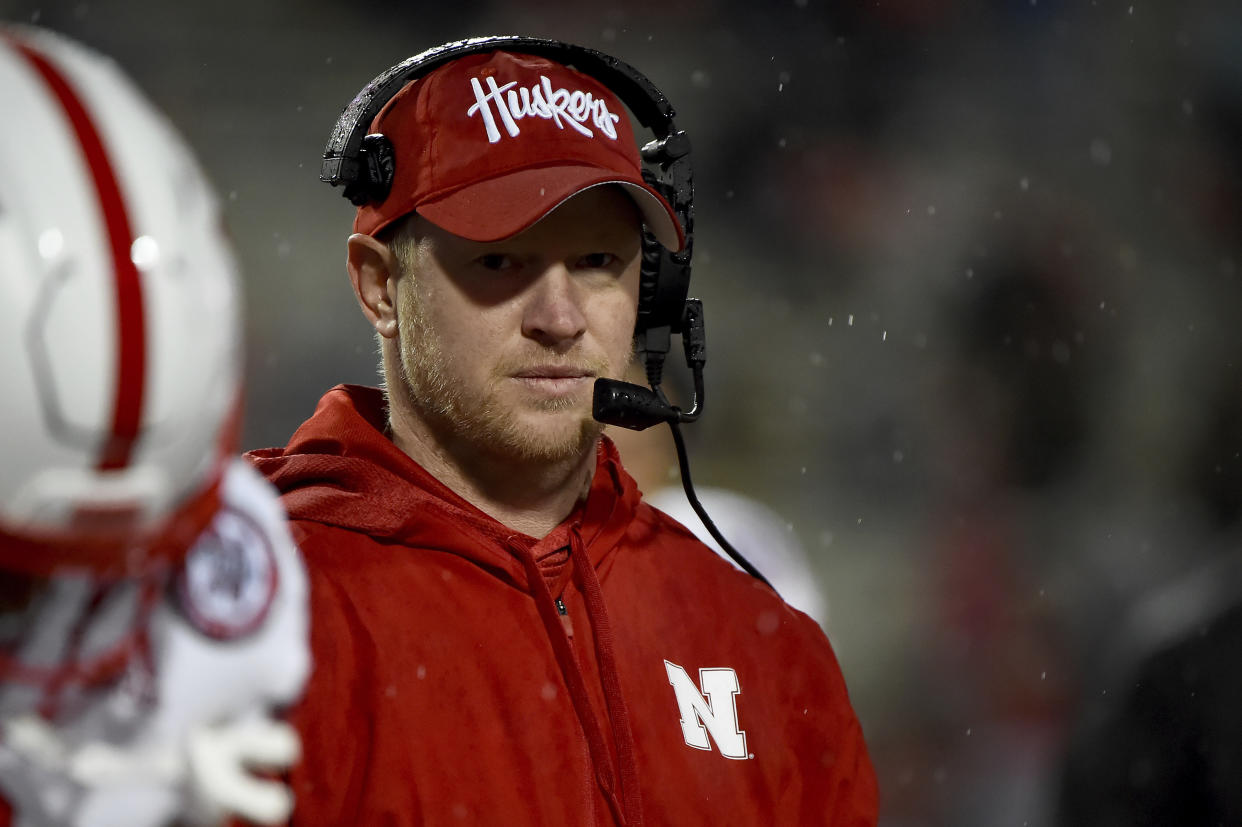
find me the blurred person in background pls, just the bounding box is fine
[246,38,876,825]
[0,26,309,826]
[889,238,1092,826]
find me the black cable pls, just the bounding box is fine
[666,420,773,589]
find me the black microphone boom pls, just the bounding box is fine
[592,380,678,431]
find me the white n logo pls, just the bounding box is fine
[663,660,749,760]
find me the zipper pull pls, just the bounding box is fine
[555,596,573,639]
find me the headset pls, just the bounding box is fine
[321,36,770,587]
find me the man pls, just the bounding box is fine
[0,26,309,826]
[251,43,877,824]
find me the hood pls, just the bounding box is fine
[246,385,641,593]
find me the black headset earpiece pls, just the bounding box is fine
[348,134,395,206]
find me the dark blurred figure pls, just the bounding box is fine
[1057,551,1242,826]
[1057,379,1242,826]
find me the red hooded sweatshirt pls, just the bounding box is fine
[247,385,878,825]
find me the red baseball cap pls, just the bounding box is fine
[353,49,685,251]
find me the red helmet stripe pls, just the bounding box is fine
[11,38,147,471]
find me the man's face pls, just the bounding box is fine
[393,186,643,463]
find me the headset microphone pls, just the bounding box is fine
[594,298,705,429]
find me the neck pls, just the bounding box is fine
[388,394,598,540]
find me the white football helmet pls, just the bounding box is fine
[0,28,309,826]
[0,24,241,578]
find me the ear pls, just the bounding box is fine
[346,233,400,339]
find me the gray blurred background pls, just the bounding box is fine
[8,1,1242,823]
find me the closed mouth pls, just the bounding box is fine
[512,366,595,380]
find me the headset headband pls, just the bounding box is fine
[322,36,677,187]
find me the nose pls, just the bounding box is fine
[521,265,587,349]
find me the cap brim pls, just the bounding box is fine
[415,165,685,252]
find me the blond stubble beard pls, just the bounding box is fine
[393,280,618,465]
